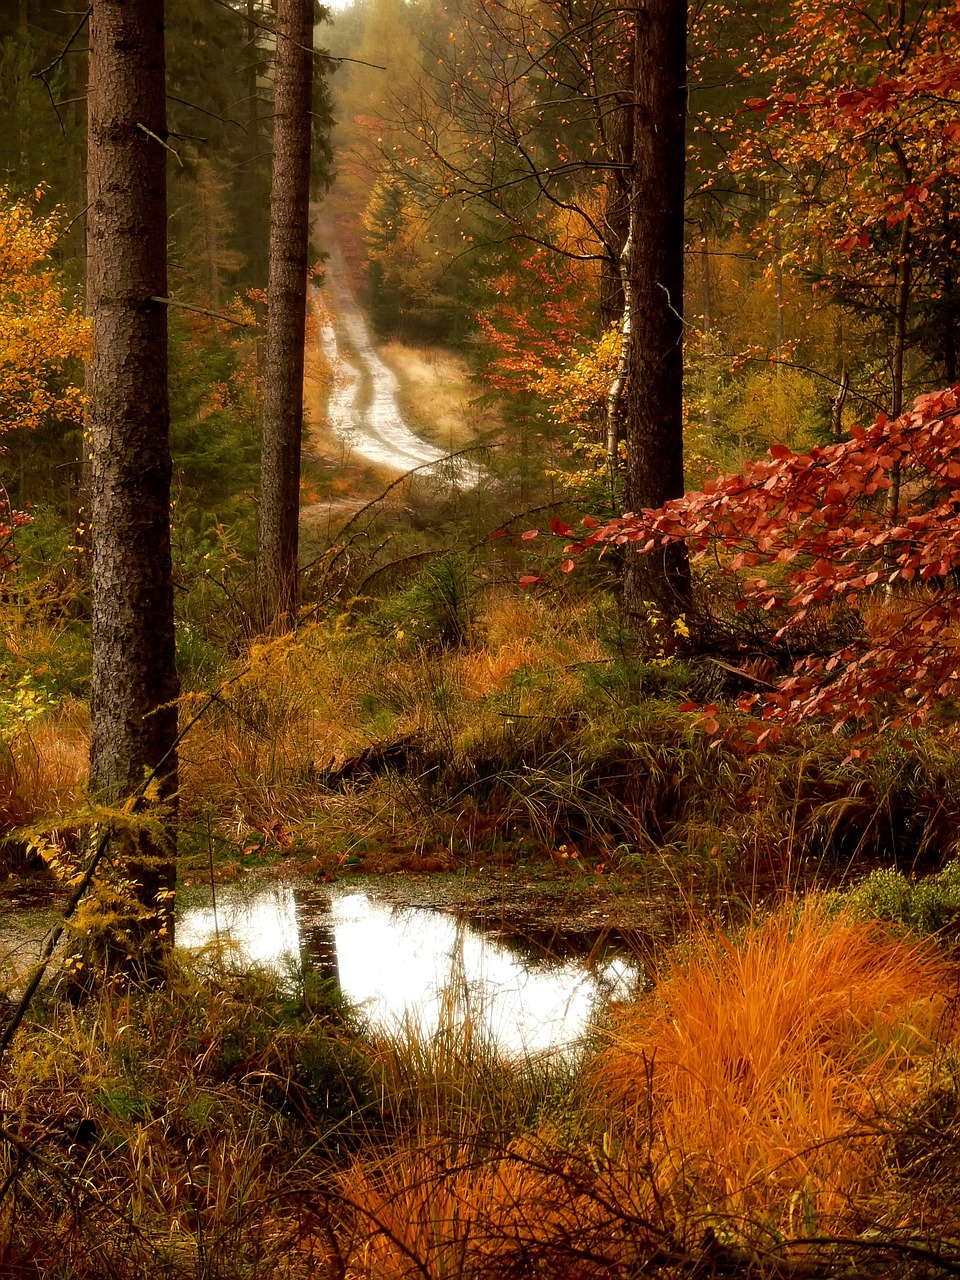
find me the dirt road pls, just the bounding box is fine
[316,243,482,485]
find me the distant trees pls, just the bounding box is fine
[729,0,960,417]
[352,0,692,626]
[86,0,179,967]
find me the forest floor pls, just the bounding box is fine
[5,263,960,1279]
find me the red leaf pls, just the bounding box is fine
[521,529,539,541]
[560,559,575,573]
[581,515,600,529]
[518,574,543,586]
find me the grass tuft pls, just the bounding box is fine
[595,900,957,1234]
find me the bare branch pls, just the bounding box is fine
[150,296,256,328]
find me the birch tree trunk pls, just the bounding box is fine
[257,0,314,631]
[87,0,179,971]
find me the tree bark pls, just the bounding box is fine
[87,0,179,970]
[622,0,691,632]
[599,14,634,331]
[700,220,715,430]
[257,0,314,631]
[245,0,270,289]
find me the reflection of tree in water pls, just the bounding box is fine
[296,903,340,989]
[177,886,644,1056]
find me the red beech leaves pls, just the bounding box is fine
[569,389,960,736]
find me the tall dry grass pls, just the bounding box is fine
[595,900,959,1234]
[337,906,960,1279]
[0,699,87,866]
[339,1137,673,1280]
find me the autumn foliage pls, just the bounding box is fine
[567,389,960,739]
[0,188,89,576]
[0,188,89,435]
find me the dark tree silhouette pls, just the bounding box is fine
[87,0,179,969]
[258,0,315,630]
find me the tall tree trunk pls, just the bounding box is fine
[700,219,715,430]
[622,0,691,632]
[87,0,179,972]
[257,0,314,631]
[943,192,956,383]
[773,222,785,379]
[886,216,912,542]
[599,14,634,331]
[245,0,269,288]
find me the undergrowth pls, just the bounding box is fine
[167,587,960,890]
[8,581,960,892]
[2,904,959,1277]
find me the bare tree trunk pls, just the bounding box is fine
[887,216,912,538]
[199,159,223,312]
[943,192,957,383]
[245,0,269,288]
[605,215,634,507]
[830,366,849,439]
[622,0,691,633]
[87,0,179,972]
[599,14,634,331]
[257,0,314,631]
[700,220,715,430]
[773,223,785,379]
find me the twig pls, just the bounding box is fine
[32,6,91,80]
[167,94,247,132]
[206,0,385,68]
[318,443,492,549]
[0,675,244,1066]
[136,122,183,166]
[150,296,256,329]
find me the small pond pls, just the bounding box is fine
[177,884,643,1057]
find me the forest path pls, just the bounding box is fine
[309,241,483,486]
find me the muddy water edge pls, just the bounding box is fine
[0,869,683,1057]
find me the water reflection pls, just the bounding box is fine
[177,885,640,1057]
[178,884,301,970]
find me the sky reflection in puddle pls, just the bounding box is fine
[177,886,640,1057]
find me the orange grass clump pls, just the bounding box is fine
[453,639,536,700]
[0,701,87,840]
[594,901,959,1234]
[340,1139,669,1280]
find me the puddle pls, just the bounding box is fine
[177,884,642,1057]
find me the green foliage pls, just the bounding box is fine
[364,553,482,650]
[168,315,259,520]
[363,174,482,343]
[0,35,80,205]
[837,861,960,936]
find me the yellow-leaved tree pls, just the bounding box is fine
[0,188,89,436]
[0,188,88,571]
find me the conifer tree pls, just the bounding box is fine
[87,0,179,970]
[258,0,315,629]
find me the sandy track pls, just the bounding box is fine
[315,243,483,486]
